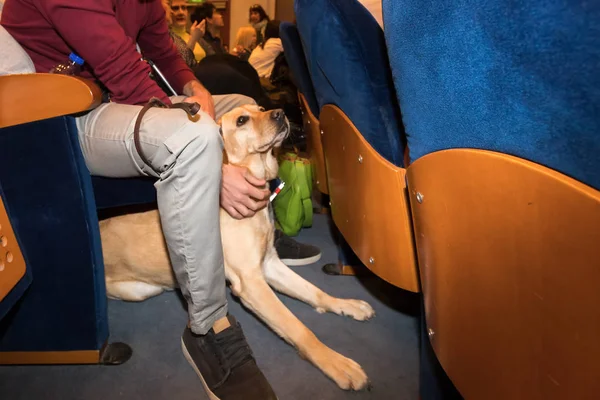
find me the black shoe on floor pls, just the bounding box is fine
[181,315,277,400]
[274,229,322,266]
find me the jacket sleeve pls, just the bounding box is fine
[33,0,173,105]
[137,2,197,95]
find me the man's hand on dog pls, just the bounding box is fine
[182,80,215,119]
[183,93,215,120]
[221,164,270,219]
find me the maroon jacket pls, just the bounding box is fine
[1,0,196,105]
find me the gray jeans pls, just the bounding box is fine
[76,94,256,334]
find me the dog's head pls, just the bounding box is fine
[220,104,289,180]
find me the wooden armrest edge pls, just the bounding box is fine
[0,74,102,129]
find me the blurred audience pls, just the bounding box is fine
[165,0,212,62]
[191,2,226,54]
[230,26,257,62]
[248,20,283,79]
[248,4,270,45]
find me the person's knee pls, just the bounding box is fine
[158,121,223,176]
[199,122,223,151]
[188,122,223,167]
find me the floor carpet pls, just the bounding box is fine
[0,214,420,400]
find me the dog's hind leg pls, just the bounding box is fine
[230,271,369,391]
[106,280,166,301]
[263,255,375,321]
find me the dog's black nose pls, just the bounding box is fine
[270,109,284,121]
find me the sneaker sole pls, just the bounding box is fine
[181,338,221,400]
[280,253,322,266]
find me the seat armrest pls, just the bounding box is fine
[0,73,102,129]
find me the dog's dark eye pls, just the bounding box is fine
[258,106,265,112]
[236,115,250,127]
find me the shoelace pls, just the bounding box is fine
[215,323,255,370]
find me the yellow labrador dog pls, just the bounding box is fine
[100,105,375,390]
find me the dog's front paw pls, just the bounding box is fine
[332,299,375,321]
[318,350,369,390]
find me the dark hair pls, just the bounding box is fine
[249,4,269,23]
[191,2,216,24]
[261,19,281,48]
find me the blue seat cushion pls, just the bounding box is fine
[0,117,108,351]
[280,22,320,118]
[92,176,156,209]
[296,0,405,166]
[383,0,600,189]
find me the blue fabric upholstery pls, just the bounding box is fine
[92,177,156,209]
[0,117,108,351]
[0,183,33,322]
[280,22,320,118]
[383,0,600,189]
[295,0,405,166]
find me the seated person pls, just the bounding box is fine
[191,2,226,55]
[194,53,274,110]
[166,0,210,62]
[1,1,318,399]
[159,1,271,108]
[248,4,270,45]
[248,20,283,79]
[230,26,257,62]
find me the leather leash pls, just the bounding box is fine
[133,97,201,169]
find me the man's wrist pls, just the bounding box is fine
[182,80,209,97]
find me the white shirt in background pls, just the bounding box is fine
[248,38,283,78]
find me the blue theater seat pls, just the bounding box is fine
[0,84,155,364]
[0,116,111,355]
[280,22,319,119]
[295,0,419,291]
[280,21,328,195]
[383,1,600,398]
[383,0,600,188]
[295,0,405,166]
[0,25,155,363]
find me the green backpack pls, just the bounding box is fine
[273,152,313,236]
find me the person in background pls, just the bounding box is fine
[167,0,210,62]
[159,1,272,108]
[248,20,283,79]
[230,26,257,62]
[192,2,226,54]
[248,4,270,45]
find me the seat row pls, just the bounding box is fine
[283,0,600,398]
